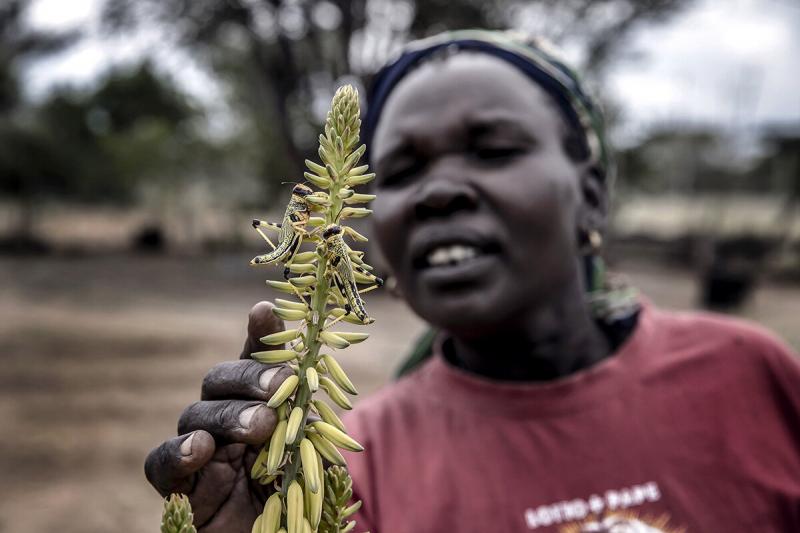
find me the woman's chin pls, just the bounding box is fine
[408,280,519,337]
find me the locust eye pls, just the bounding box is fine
[323,225,342,239]
[293,184,313,196]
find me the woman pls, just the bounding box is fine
[145,31,800,532]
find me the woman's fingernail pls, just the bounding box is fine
[239,405,262,429]
[259,367,281,392]
[180,432,195,456]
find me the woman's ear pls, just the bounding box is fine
[578,164,609,235]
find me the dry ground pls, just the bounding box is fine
[0,254,797,533]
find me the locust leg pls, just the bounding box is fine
[282,235,304,279]
[358,283,381,295]
[330,271,352,315]
[251,253,277,265]
[323,311,347,330]
[290,284,310,306]
[252,219,282,231]
[256,229,276,249]
[252,219,281,249]
[291,221,312,237]
[294,225,327,246]
[285,249,312,304]
[352,264,383,286]
[327,290,346,307]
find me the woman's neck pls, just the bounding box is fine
[447,283,611,382]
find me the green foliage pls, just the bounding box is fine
[615,127,797,196]
[0,0,79,112]
[0,62,199,206]
[0,59,19,113]
[88,62,193,134]
[0,123,72,200]
[100,0,691,195]
[0,1,79,243]
[616,130,722,193]
[756,132,800,200]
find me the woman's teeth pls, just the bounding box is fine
[427,244,480,267]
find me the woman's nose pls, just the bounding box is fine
[413,179,479,220]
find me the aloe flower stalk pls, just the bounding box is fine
[248,84,378,533]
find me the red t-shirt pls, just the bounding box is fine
[341,304,800,532]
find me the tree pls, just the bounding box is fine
[35,62,198,202]
[616,128,736,194]
[0,0,79,247]
[0,59,207,249]
[101,0,693,198]
[0,0,78,112]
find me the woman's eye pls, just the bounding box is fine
[471,146,524,161]
[379,161,425,187]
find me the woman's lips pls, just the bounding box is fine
[408,228,503,290]
[410,230,502,271]
[417,252,499,289]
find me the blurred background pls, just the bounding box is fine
[0,0,798,531]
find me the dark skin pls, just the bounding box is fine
[371,53,610,380]
[145,53,613,530]
[144,302,296,531]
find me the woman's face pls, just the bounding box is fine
[370,53,601,337]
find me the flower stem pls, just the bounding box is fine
[281,256,329,497]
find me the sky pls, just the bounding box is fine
[21,0,800,144]
[607,0,800,143]
[22,0,223,105]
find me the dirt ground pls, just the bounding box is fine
[0,253,797,533]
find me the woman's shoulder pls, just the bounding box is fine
[345,360,434,427]
[638,303,799,384]
[649,304,793,355]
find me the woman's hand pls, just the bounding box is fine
[145,301,295,533]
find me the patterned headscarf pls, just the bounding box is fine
[363,29,615,187]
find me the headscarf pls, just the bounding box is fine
[363,29,615,187]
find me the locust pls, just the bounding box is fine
[322,224,382,325]
[251,184,313,278]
